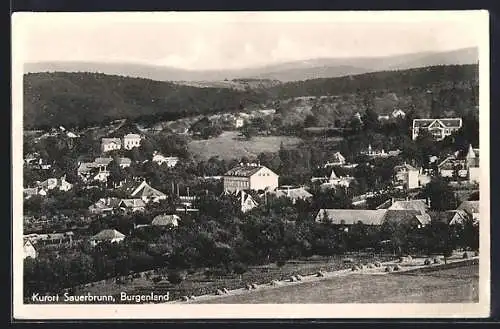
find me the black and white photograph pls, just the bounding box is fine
[12,11,490,319]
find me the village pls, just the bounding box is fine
[21,102,480,303]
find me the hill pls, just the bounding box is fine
[23,64,479,130]
[23,72,267,129]
[24,47,478,83]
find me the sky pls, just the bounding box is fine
[13,11,486,71]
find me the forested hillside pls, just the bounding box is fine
[23,72,267,129]
[23,64,479,129]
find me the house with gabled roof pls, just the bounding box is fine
[130,180,167,203]
[88,197,121,215]
[271,186,313,204]
[123,133,142,150]
[315,209,388,227]
[412,118,463,140]
[223,163,278,193]
[119,198,146,212]
[23,239,38,259]
[394,163,421,189]
[151,214,181,227]
[457,200,480,221]
[90,229,125,246]
[101,138,122,153]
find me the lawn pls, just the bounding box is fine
[194,262,479,304]
[188,131,302,160]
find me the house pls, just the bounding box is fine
[394,163,420,189]
[223,163,279,193]
[152,152,179,168]
[442,210,471,226]
[382,210,431,229]
[437,156,464,178]
[119,199,146,212]
[315,209,388,229]
[90,229,125,246]
[391,109,406,118]
[272,186,313,204]
[457,200,480,222]
[465,144,480,183]
[101,138,122,152]
[151,214,181,227]
[130,180,167,203]
[23,239,38,259]
[320,169,355,190]
[412,118,463,140]
[38,176,73,193]
[23,187,47,199]
[123,134,142,150]
[323,152,346,167]
[116,157,132,168]
[88,197,121,214]
[235,118,245,128]
[27,231,74,246]
[378,198,429,213]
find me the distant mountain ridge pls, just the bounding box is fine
[24,47,478,83]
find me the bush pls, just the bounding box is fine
[168,271,186,285]
[151,276,163,283]
[276,259,287,268]
[232,262,248,275]
[424,258,432,265]
[463,252,469,259]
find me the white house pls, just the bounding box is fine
[272,186,313,204]
[151,214,181,228]
[323,152,346,167]
[465,144,480,184]
[90,229,125,247]
[394,163,420,189]
[119,199,146,212]
[23,239,38,259]
[392,109,406,118]
[412,118,463,140]
[152,152,179,168]
[123,134,142,150]
[38,176,73,193]
[223,163,279,193]
[320,169,355,190]
[101,138,122,152]
[130,180,167,203]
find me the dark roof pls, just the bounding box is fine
[382,210,427,225]
[457,201,479,214]
[413,118,462,129]
[315,209,388,225]
[224,164,269,177]
[388,200,428,213]
[92,229,125,241]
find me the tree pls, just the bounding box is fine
[420,178,458,211]
[107,158,125,188]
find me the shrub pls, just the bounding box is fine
[424,258,432,265]
[463,252,469,259]
[167,271,186,285]
[232,262,248,276]
[276,259,287,268]
[151,276,163,283]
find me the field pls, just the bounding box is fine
[66,254,393,303]
[194,262,479,304]
[188,131,302,160]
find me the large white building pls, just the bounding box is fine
[101,138,122,153]
[123,134,142,150]
[223,163,279,193]
[412,118,463,140]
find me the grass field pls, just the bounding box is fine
[188,131,302,160]
[195,263,479,304]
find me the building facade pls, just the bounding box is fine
[123,134,142,150]
[101,138,122,152]
[412,118,463,140]
[223,163,279,193]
